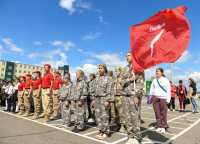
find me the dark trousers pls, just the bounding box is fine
[152,97,168,128]
[168,97,175,110]
[7,98,16,112]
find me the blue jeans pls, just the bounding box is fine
[190,97,198,112]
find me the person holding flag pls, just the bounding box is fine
[128,5,191,143]
[123,52,145,144]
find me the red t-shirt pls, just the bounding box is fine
[18,82,25,91]
[42,72,53,88]
[32,78,42,90]
[171,84,177,98]
[52,75,62,90]
[24,80,32,89]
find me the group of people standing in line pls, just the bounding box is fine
[1,52,144,144]
[0,52,198,144]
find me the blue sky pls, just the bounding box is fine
[0,0,200,83]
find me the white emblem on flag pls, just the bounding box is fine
[150,29,164,57]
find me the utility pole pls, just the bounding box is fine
[170,63,173,82]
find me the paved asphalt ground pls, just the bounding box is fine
[1,100,200,144]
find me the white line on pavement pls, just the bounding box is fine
[169,121,190,125]
[141,113,191,134]
[0,110,110,144]
[170,126,184,130]
[110,137,128,144]
[163,117,200,144]
[83,130,99,136]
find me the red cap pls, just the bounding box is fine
[44,64,51,68]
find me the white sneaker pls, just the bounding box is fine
[125,138,139,144]
[155,128,162,132]
[156,128,166,134]
[160,128,166,134]
[88,118,95,123]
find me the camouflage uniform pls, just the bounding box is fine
[87,79,96,120]
[111,76,126,128]
[23,89,31,115]
[122,65,145,141]
[32,89,41,116]
[18,91,25,114]
[72,79,88,130]
[59,82,73,125]
[94,75,113,134]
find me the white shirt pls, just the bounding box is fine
[5,84,15,95]
[150,76,171,103]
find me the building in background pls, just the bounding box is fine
[58,65,69,76]
[0,60,69,81]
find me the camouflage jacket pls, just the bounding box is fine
[94,75,113,101]
[59,83,73,101]
[88,79,96,100]
[113,77,126,96]
[122,65,145,97]
[72,79,88,101]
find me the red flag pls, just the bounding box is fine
[130,6,191,73]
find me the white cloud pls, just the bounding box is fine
[92,53,126,68]
[28,52,40,59]
[77,48,83,52]
[52,40,75,51]
[2,38,23,53]
[176,50,192,63]
[82,63,97,74]
[59,0,76,14]
[98,16,108,24]
[34,41,43,46]
[77,0,91,10]
[40,49,68,68]
[70,63,97,82]
[0,45,3,57]
[82,32,102,40]
[59,0,91,14]
[189,72,200,81]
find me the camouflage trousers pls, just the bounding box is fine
[95,97,110,133]
[73,100,86,129]
[123,96,142,140]
[52,90,60,117]
[18,91,25,113]
[110,96,126,125]
[61,100,71,125]
[23,89,31,114]
[32,89,41,116]
[42,88,53,117]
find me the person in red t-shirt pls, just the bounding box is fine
[41,64,54,122]
[18,76,26,115]
[50,71,62,120]
[168,81,177,112]
[177,80,187,112]
[23,74,32,117]
[31,70,42,120]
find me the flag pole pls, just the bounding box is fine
[170,63,173,82]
